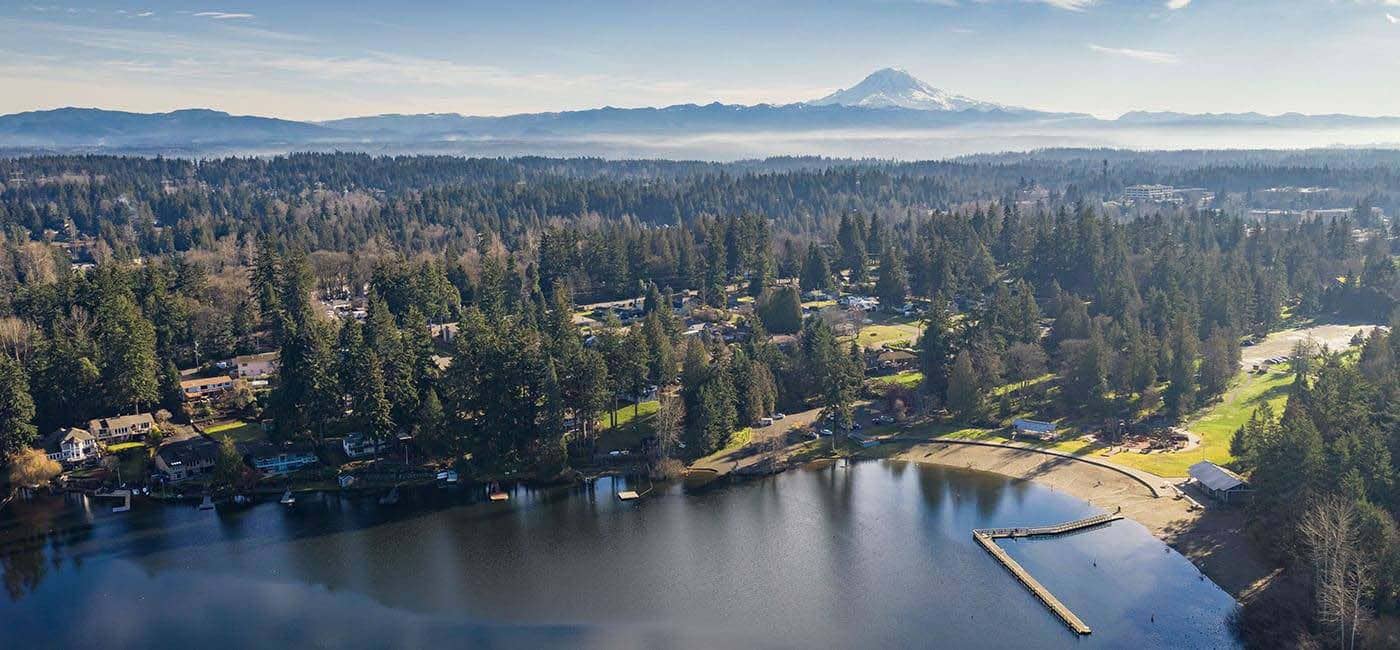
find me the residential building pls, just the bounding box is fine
[232,352,279,378]
[154,438,221,483]
[180,376,237,401]
[240,442,318,476]
[41,427,98,466]
[87,413,156,444]
[342,432,390,459]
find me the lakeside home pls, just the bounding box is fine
[180,376,237,401]
[342,432,390,459]
[240,441,318,476]
[154,438,221,483]
[232,352,279,378]
[87,413,156,444]
[41,427,98,466]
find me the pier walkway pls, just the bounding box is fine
[971,509,1123,636]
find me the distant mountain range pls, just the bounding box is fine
[3,68,1399,159]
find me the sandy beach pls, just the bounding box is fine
[889,441,1276,600]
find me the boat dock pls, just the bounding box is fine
[971,510,1123,636]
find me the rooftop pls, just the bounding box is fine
[1189,461,1247,492]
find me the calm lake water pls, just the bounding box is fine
[0,461,1239,649]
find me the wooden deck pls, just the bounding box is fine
[971,510,1123,636]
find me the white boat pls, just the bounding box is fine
[280,489,296,506]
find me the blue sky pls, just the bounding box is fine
[2,1,1398,120]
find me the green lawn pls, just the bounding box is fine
[873,370,923,388]
[205,420,266,444]
[853,320,923,350]
[104,441,146,453]
[596,400,660,451]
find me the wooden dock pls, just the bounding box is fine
[616,490,640,501]
[972,510,1123,636]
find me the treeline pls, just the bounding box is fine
[1229,327,1400,647]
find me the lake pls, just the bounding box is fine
[0,461,1239,649]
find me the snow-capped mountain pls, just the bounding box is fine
[809,67,1012,112]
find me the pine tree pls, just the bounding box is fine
[0,353,37,458]
[875,247,909,308]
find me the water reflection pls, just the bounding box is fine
[1,463,1239,648]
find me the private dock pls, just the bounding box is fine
[972,509,1123,636]
[616,490,640,501]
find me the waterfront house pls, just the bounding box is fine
[41,427,98,466]
[153,438,220,483]
[342,431,390,459]
[1189,461,1251,503]
[1012,419,1058,441]
[87,413,156,444]
[240,441,319,476]
[180,376,237,401]
[232,352,279,378]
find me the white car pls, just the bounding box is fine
[819,428,833,437]
[773,412,786,420]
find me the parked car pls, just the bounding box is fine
[850,422,863,430]
[874,415,895,425]
[773,412,786,420]
[759,417,774,427]
[819,428,833,437]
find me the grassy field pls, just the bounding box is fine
[853,319,923,350]
[104,441,146,453]
[596,400,660,451]
[204,420,265,444]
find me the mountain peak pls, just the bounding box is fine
[809,68,1012,112]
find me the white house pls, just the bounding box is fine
[42,427,98,465]
[87,413,156,444]
[342,432,390,459]
[180,376,237,401]
[232,352,279,379]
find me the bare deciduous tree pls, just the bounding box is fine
[1298,496,1374,650]
[654,395,685,460]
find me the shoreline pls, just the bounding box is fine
[882,440,1276,601]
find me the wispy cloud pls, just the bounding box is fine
[193,11,253,20]
[135,11,154,18]
[1034,0,1098,11]
[1165,0,1191,9]
[1389,12,1399,23]
[1088,43,1180,64]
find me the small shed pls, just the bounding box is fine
[1189,461,1251,503]
[1012,419,1058,441]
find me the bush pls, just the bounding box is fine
[8,448,61,487]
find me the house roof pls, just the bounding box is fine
[233,352,278,364]
[90,413,154,430]
[180,376,234,389]
[238,441,315,460]
[1012,418,1056,433]
[40,427,93,451]
[157,438,221,466]
[1189,461,1247,492]
[877,349,917,362]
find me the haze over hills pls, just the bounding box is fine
[3,68,1399,159]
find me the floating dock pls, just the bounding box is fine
[488,491,510,501]
[972,510,1123,636]
[616,490,640,501]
